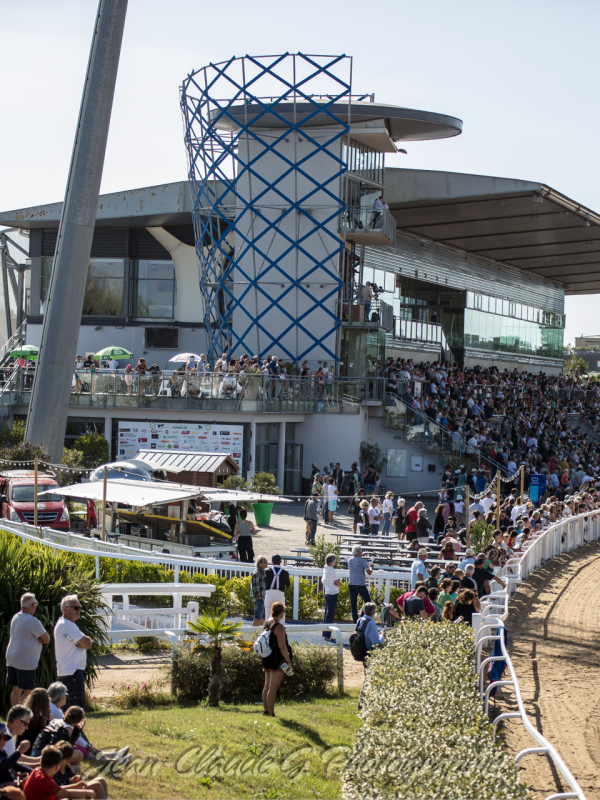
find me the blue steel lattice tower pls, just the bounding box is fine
[181,53,351,365]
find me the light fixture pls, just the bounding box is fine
[532,194,544,204]
[580,217,591,227]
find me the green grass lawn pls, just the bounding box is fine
[83,694,360,800]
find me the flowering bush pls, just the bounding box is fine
[112,681,171,709]
[342,622,528,800]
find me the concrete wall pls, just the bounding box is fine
[298,406,443,494]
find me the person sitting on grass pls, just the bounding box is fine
[54,742,108,799]
[0,720,30,788]
[32,708,129,766]
[22,745,95,800]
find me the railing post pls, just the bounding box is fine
[293,575,300,620]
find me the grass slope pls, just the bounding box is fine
[84,695,360,800]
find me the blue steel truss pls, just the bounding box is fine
[181,53,351,364]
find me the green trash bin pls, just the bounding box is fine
[252,502,274,527]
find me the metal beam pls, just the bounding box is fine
[25,0,127,461]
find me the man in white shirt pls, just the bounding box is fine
[108,357,119,372]
[481,492,495,515]
[54,594,92,711]
[326,477,339,525]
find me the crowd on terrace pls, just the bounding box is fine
[382,358,600,488]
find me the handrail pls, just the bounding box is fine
[473,509,600,800]
[385,394,508,476]
[0,320,27,367]
[0,521,411,620]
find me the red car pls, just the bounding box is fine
[0,470,70,530]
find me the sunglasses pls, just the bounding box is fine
[0,735,10,741]
[68,606,82,611]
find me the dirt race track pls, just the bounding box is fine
[503,541,600,800]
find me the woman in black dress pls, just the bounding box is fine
[432,504,445,541]
[394,497,406,540]
[261,601,293,716]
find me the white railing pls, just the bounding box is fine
[1,521,411,620]
[473,510,600,800]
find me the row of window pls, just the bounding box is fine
[41,257,177,319]
[465,292,564,328]
[342,137,384,185]
[463,309,563,358]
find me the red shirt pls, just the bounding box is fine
[397,591,435,616]
[405,506,419,533]
[23,767,60,800]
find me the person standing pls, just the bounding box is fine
[264,556,290,623]
[368,497,381,535]
[405,500,423,539]
[363,463,377,494]
[410,548,430,589]
[6,593,50,706]
[54,595,92,711]
[321,554,341,640]
[348,545,373,623]
[250,557,268,627]
[233,508,256,563]
[261,602,293,717]
[326,477,339,525]
[395,497,406,539]
[304,493,319,544]
[382,491,394,536]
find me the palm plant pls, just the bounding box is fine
[186,608,245,707]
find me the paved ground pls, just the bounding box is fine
[502,541,600,800]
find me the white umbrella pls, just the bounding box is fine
[168,352,202,363]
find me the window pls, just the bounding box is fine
[144,327,179,349]
[131,260,176,319]
[82,259,125,316]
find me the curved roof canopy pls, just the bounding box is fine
[213,102,463,142]
[385,169,600,294]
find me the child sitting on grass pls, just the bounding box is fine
[53,742,108,800]
[23,745,95,800]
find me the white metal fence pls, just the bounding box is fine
[473,510,599,800]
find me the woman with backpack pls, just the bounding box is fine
[261,601,293,717]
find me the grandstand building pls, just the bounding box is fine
[1,53,600,492]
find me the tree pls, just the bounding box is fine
[72,432,110,468]
[564,354,588,375]
[186,608,245,707]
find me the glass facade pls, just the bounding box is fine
[131,260,176,319]
[342,138,384,185]
[356,268,564,360]
[82,259,125,316]
[41,257,177,320]
[41,257,125,316]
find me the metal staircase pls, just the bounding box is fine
[384,394,508,475]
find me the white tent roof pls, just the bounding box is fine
[40,478,205,506]
[40,479,292,506]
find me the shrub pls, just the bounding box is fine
[112,681,172,709]
[171,641,337,703]
[342,622,528,800]
[307,533,341,567]
[470,519,495,553]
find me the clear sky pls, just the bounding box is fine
[1,0,598,345]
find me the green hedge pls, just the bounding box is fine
[171,642,337,702]
[342,622,528,800]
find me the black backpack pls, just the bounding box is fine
[349,617,369,661]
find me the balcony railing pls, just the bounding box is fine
[7,369,383,415]
[341,297,394,331]
[340,205,396,245]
